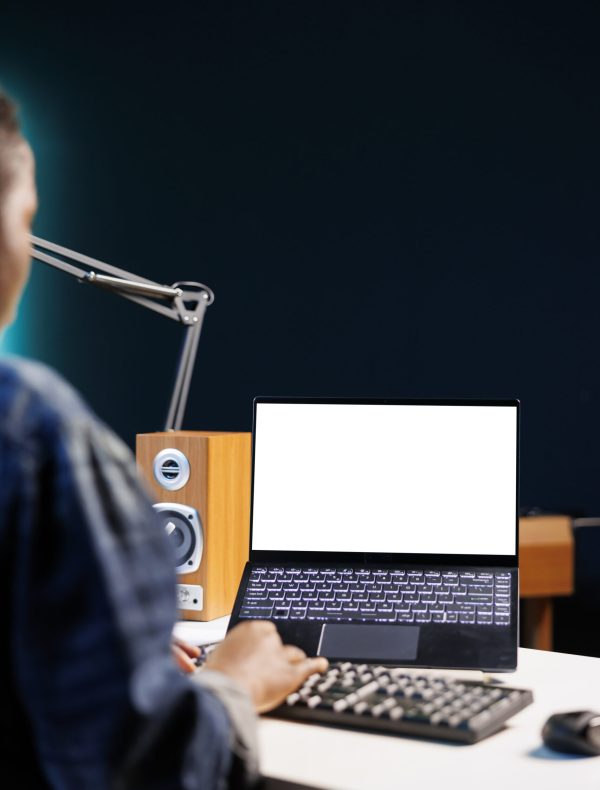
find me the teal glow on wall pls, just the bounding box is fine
[0,267,49,355]
[0,75,66,361]
[0,286,33,354]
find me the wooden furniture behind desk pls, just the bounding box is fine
[519,515,574,651]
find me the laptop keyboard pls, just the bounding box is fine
[239,568,512,626]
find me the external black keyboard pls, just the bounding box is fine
[277,662,532,743]
[240,567,512,626]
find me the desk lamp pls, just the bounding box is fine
[30,235,250,622]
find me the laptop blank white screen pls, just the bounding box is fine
[252,402,517,556]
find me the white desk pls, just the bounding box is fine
[175,620,600,790]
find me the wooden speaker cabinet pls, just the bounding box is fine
[136,431,251,621]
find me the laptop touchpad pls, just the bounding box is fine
[318,624,420,661]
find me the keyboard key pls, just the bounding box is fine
[448,604,475,613]
[240,606,273,618]
[360,603,377,613]
[464,595,493,604]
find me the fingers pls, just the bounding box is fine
[172,644,197,673]
[292,655,329,685]
[306,656,329,674]
[172,636,201,658]
[282,644,307,663]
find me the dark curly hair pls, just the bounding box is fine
[0,89,24,194]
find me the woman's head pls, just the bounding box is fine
[0,90,37,329]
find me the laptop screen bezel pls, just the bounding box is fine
[248,396,520,569]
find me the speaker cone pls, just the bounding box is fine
[153,503,203,573]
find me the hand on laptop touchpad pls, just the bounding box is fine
[318,624,420,661]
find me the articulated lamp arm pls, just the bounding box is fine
[30,235,215,431]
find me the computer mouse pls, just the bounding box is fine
[542,711,600,756]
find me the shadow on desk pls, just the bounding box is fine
[528,745,596,761]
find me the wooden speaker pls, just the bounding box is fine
[136,431,251,621]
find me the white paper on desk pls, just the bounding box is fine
[174,616,230,646]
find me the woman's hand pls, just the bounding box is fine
[205,620,328,713]
[171,635,201,673]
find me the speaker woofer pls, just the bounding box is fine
[153,503,203,574]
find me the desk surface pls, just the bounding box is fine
[175,621,600,790]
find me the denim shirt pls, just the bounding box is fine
[0,357,246,789]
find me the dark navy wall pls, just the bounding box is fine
[2,1,600,514]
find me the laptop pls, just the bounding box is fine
[229,397,519,671]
